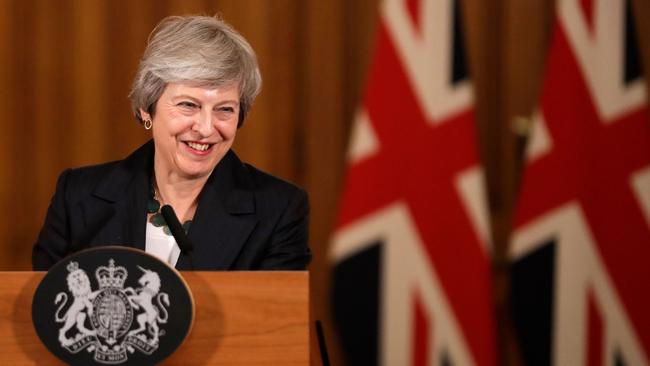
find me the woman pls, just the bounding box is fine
[32,15,311,270]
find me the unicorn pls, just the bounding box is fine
[126,266,169,344]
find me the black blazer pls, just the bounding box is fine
[32,141,311,271]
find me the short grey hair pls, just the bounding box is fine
[129,15,262,127]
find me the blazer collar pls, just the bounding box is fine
[91,141,153,251]
[91,140,258,270]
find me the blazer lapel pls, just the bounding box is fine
[176,150,257,270]
[88,141,153,251]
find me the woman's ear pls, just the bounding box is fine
[139,108,152,122]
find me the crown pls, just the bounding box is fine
[95,259,127,288]
[67,261,80,273]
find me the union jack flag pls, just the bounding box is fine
[510,0,650,365]
[330,0,496,365]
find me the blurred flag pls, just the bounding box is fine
[510,0,650,365]
[330,0,496,365]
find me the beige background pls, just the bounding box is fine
[1,1,649,365]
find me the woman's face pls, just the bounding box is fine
[142,82,240,180]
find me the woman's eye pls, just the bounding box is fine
[178,101,198,108]
[216,107,237,121]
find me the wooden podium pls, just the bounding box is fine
[0,271,309,365]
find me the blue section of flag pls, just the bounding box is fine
[451,0,469,85]
[332,242,382,366]
[624,0,642,84]
[512,240,556,366]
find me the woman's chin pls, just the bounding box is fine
[177,167,214,180]
[165,160,212,179]
[172,154,221,179]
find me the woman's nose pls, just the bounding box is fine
[193,111,214,136]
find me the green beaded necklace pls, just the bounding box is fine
[147,183,192,236]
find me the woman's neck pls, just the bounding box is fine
[153,165,210,223]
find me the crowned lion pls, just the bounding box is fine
[54,262,99,346]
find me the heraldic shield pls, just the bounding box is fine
[32,247,194,366]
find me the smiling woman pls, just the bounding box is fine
[147,84,240,181]
[31,15,311,271]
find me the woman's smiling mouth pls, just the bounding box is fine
[184,141,213,152]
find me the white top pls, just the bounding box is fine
[145,221,181,267]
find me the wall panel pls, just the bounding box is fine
[0,0,15,271]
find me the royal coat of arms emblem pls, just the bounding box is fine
[55,259,169,363]
[32,247,193,366]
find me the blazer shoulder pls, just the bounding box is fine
[61,140,154,198]
[62,160,121,195]
[243,163,306,199]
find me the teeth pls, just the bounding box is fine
[187,142,210,151]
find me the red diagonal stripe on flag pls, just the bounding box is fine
[587,291,603,366]
[412,291,431,366]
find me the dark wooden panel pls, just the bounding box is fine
[0,0,15,271]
